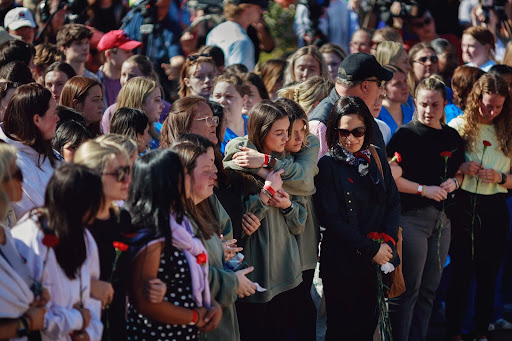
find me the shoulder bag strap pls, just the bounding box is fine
[369,144,384,179]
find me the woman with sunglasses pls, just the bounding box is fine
[74,138,134,340]
[313,96,400,340]
[386,76,465,341]
[462,26,496,72]
[407,43,440,98]
[0,83,60,220]
[179,54,216,99]
[12,164,104,341]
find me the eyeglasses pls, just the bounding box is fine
[365,79,385,89]
[411,16,433,29]
[194,115,219,127]
[413,56,439,65]
[103,166,131,182]
[187,53,211,61]
[336,126,366,138]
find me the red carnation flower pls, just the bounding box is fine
[394,152,402,163]
[381,233,396,246]
[196,252,208,265]
[483,141,492,147]
[42,234,60,248]
[113,241,129,252]
[367,232,381,240]
[440,151,452,158]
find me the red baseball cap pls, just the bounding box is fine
[97,30,142,52]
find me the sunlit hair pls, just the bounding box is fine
[502,40,512,67]
[0,142,17,220]
[461,74,512,156]
[74,138,129,175]
[213,73,251,97]
[376,41,406,66]
[257,59,286,98]
[95,134,138,160]
[372,27,403,44]
[277,76,333,115]
[451,65,485,110]
[319,43,347,62]
[284,45,328,85]
[179,54,215,98]
[463,26,495,54]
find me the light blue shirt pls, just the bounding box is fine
[206,21,255,71]
[378,105,414,135]
[221,115,248,154]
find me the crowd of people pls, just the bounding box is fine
[1,0,512,340]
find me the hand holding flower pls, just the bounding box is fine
[372,243,393,265]
[440,178,458,193]
[90,279,114,308]
[460,161,483,176]
[422,185,448,202]
[478,168,501,183]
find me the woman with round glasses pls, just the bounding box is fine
[74,138,134,338]
[407,43,440,97]
[313,96,400,340]
[179,54,216,99]
[386,76,465,341]
[462,26,496,72]
[161,97,220,148]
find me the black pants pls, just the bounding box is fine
[236,285,301,341]
[292,269,317,341]
[323,266,378,341]
[446,191,509,337]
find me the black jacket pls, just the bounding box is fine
[308,88,387,151]
[314,145,401,278]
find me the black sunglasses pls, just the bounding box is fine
[414,56,439,64]
[336,126,366,138]
[186,53,211,61]
[412,16,433,29]
[103,166,131,182]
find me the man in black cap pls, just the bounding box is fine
[309,52,393,157]
[206,0,267,71]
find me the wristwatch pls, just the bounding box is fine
[498,173,507,185]
[17,316,29,337]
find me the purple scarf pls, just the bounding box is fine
[170,213,211,308]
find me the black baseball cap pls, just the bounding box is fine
[337,53,393,82]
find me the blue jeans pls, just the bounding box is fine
[390,206,451,341]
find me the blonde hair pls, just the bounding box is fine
[224,3,252,21]
[115,76,161,140]
[74,139,129,174]
[284,46,328,85]
[376,41,406,66]
[277,76,333,114]
[0,143,17,221]
[95,134,137,160]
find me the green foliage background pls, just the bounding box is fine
[261,2,297,62]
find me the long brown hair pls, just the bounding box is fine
[461,74,512,156]
[247,100,289,152]
[3,83,58,168]
[171,134,219,239]
[59,76,103,136]
[407,42,436,96]
[451,66,485,110]
[160,96,212,148]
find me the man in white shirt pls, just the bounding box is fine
[206,0,267,71]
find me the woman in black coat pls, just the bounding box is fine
[314,96,401,340]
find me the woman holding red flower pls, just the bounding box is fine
[314,96,400,340]
[446,73,512,341]
[386,76,465,341]
[12,164,104,341]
